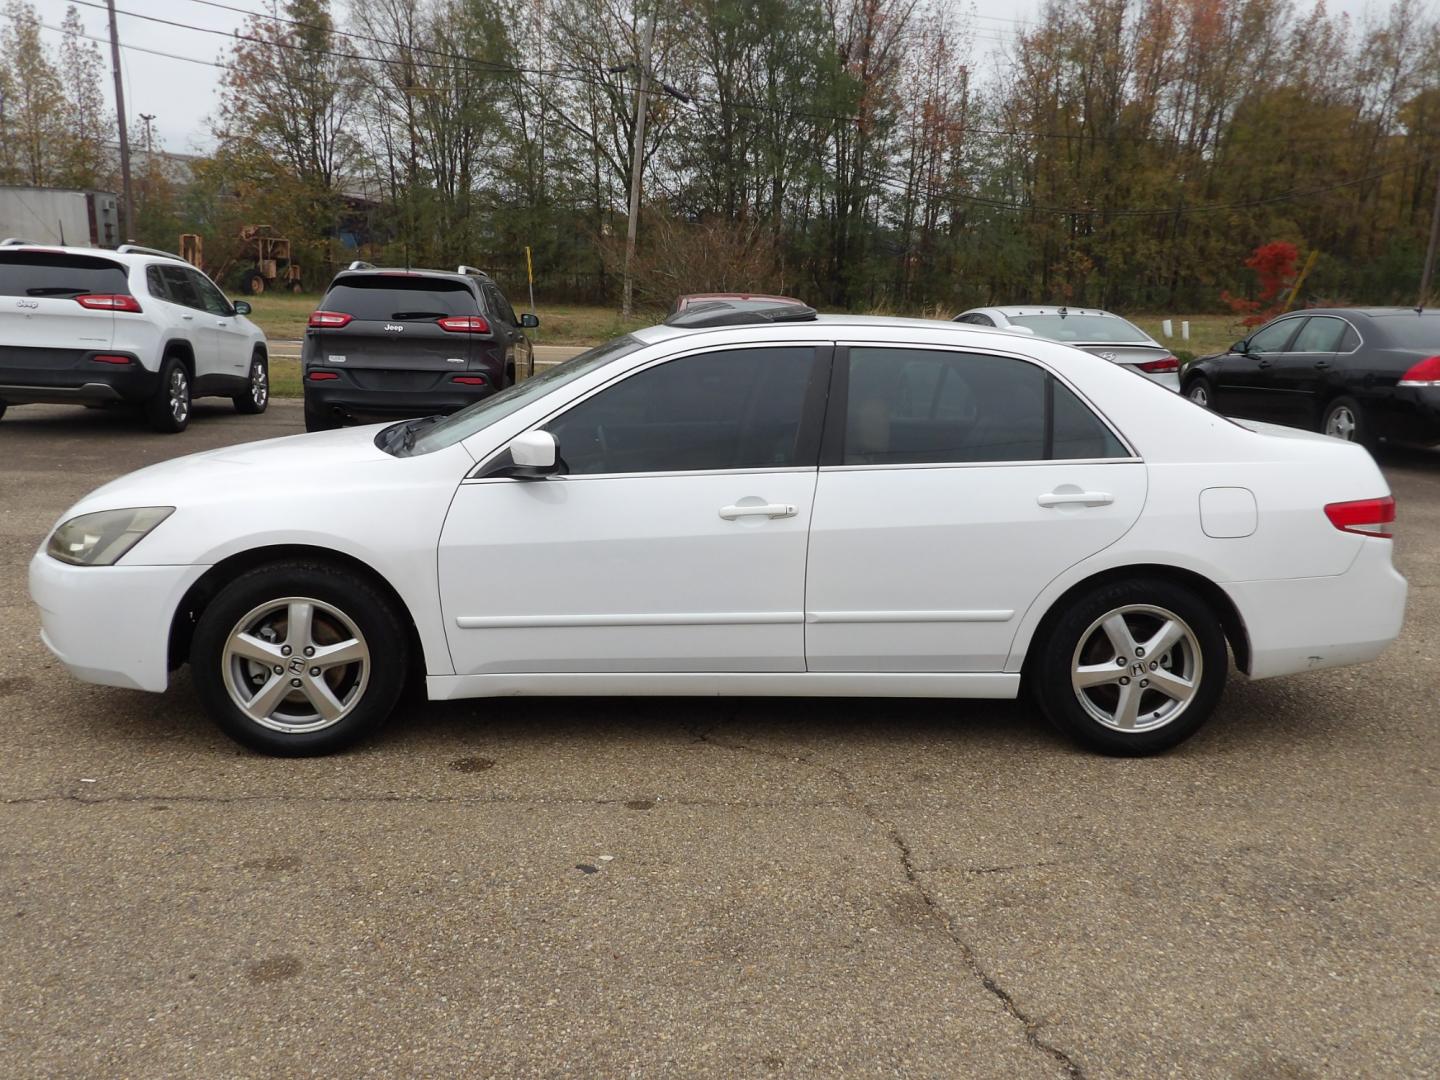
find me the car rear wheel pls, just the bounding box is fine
[234,353,269,414]
[1184,376,1212,409]
[190,561,409,756]
[304,397,341,432]
[145,356,191,433]
[1031,577,1228,755]
[1321,396,1369,445]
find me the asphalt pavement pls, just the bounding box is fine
[1,400,1436,1077]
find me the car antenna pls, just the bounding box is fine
[1058,305,1067,318]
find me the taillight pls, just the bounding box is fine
[1398,355,1440,386]
[92,354,132,365]
[307,371,339,381]
[308,310,353,329]
[76,294,142,313]
[452,375,487,385]
[437,316,491,333]
[1138,355,1180,373]
[1324,496,1395,538]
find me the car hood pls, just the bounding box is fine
[61,422,462,518]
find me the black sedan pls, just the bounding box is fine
[1181,308,1440,445]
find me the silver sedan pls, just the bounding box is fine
[954,306,1181,391]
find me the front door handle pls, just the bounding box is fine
[719,502,797,520]
[1315,360,1330,370]
[1037,491,1114,508]
[1257,358,1272,369]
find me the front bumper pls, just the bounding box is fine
[1222,538,1406,680]
[29,553,206,693]
[0,348,158,405]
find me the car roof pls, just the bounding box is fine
[0,241,181,265]
[677,291,805,305]
[1281,307,1440,320]
[635,312,1043,344]
[330,267,486,286]
[990,306,1125,318]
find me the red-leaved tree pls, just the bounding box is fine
[1222,242,1301,326]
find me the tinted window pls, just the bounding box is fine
[187,269,232,316]
[1373,314,1440,350]
[844,348,1125,465]
[1290,316,1346,352]
[1248,318,1299,352]
[1005,313,1149,343]
[546,347,816,475]
[0,251,129,297]
[145,265,169,301]
[324,276,480,320]
[1339,324,1361,351]
[159,265,202,309]
[484,283,518,325]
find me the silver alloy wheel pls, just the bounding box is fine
[1070,604,1202,733]
[1187,383,1209,408]
[220,596,370,733]
[1324,404,1357,441]
[169,367,190,425]
[250,359,268,408]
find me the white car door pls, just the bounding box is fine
[805,344,1147,673]
[155,264,214,372]
[437,344,827,674]
[185,267,250,379]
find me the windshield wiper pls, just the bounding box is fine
[27,286,86,296]
[396,414,444,453]
[390,310,450,320]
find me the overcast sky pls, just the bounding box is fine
[34,0,1400,155]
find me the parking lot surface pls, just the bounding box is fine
[2,401,1437,1077]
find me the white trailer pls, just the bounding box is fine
[0,187,121,248]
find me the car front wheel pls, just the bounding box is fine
[1030,577,1228,755]
[190,561,409,756]
[234,353,269,414]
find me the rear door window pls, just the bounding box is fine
[323,276,480,320]
[159,265,202,309]
[1289,316,1346,353]
[842,348,1126,465]
[0,251,130,297]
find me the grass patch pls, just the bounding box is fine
[243,292,324,343]
[1128,313,1243,359]
[271,357,302,398]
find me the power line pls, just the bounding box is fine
[13,9,225,67]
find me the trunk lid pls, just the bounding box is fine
[309,275,487,382]
[0,249,124,351]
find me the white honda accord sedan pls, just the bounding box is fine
[29,302,1406,757]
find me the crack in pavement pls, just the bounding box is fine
[689,718,1084,1080]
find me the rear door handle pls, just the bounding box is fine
[1315,360,1330,370]
[1037,491,1114,508]
[719,503,797,520]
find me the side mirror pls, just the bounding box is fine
[233,300,252,316]
[505,429,558,479]
[520,313,540,329]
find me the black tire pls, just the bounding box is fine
[145,355,191,433]
[234,352,269,414]
[289,280,303,294]
[241,269,266,295]
[304,396,341,432]
[1029,577,1228,756]
[1320,395,1370,446]
[1183,375,1213,410]
[190,561,410,756]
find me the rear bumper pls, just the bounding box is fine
[29,553,206,693]
[1368,386,1440,445]
[304,368,499,419]
[1223,539,1406,680]
[0,347,157,405]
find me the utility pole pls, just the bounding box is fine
[139,113,155,155]
[1420,158,1440,309]
[621,11,655,318]
[105,0,134,242]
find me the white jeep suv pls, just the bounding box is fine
[0,240,269,432]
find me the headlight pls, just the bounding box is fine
[46,507,175,566]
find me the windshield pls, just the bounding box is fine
[1373,313,1440,350]
[1006,313,1150,344]
[402,334,647,455]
